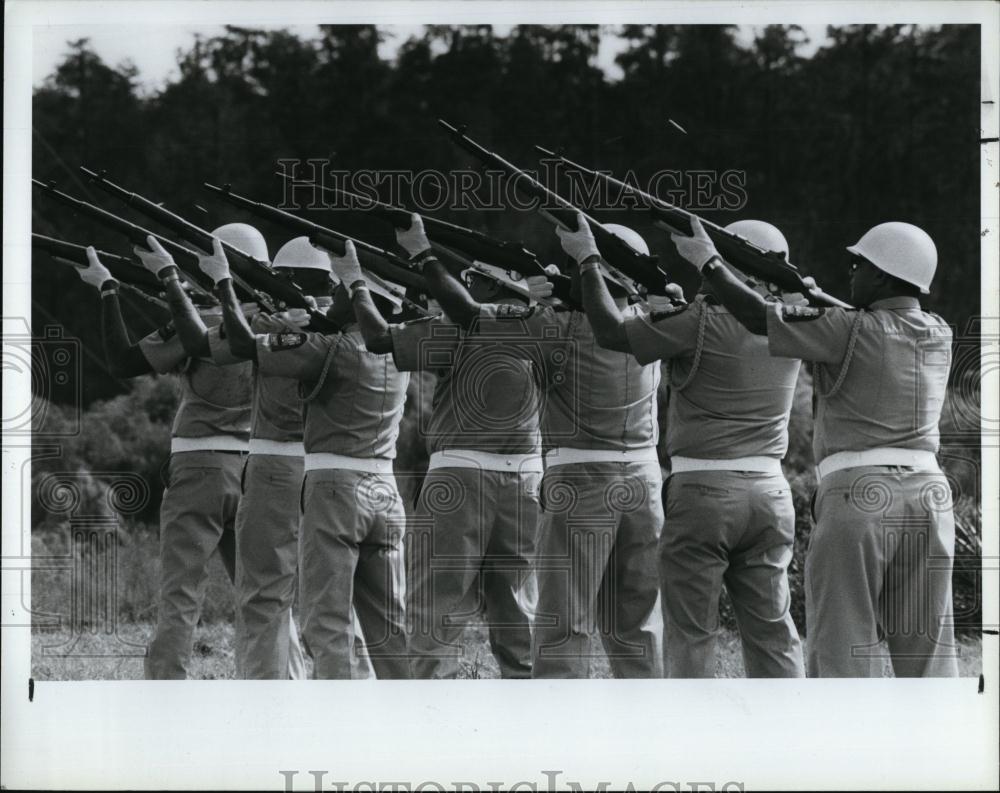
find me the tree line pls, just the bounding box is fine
[31,23,981,404]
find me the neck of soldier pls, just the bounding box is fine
[860,281,921,309]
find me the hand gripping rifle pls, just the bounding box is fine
[32,233,172,315]
[438,120,673,299]
[534,146,851,309]
[77,168,339,331]
[278,173,576,307]
[202,183,432,317]
[32,179,219,303]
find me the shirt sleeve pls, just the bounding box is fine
[204,325,241,366]
[256,331,338,381]
[138,325,188,374]
[766,302,858,364]
[624,301,702,365]
[390,316,459,372]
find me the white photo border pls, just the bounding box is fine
[3,1,998,790]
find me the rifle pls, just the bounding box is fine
[32,233,172,314]
[202,183,432,317]
[78,167,311,315]
[32,179,221,303]
[534,146,851,309]
[438,120,671,297]
[279,174,576,307]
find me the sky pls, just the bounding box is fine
[32,23,829,91]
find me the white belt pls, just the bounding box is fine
[544,446,659,468]
[671,456,782,474]
[428,450,544,474]
[304,453,393,474]
[248,438,305,457]
[171,435,249,454]
[816,448,940,481]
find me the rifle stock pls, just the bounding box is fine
[203,183,431,312]
[278,174,576,306]
[32,233,163,291]
[534,147,852,309]
[32,179,220,301]
[79,167,307,314]
[438,120,670,295]
[32,233,172,314]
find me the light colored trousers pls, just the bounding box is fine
[300,468,410,679]
[145,450,242,680]
[233,453,307,679]
[532,460,664,679]
[806,465,958,677]
[407,466,540,679]
[660,470,804,678]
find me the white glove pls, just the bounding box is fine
[670,217,719,272]
[275,308,311,329]
[542,264,562,277]
[198,237,231,285]
[72,247,115,290]
[328,240,364,288]
[646,282,686,311]
[526,274,554,302]
[395,213,431,259]
[133,235,177,277]
[555,212,600,265]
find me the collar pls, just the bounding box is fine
[869,297,921,311]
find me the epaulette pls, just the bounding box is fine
[780,305,826,322]
[266,331,308,350]
[493,304,536,320]
[650,302,692,323]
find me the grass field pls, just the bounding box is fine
[31,620,983,680]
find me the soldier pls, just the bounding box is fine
[395,214,664,679]
[671,217,957,677]
[329,238,548,678]
[174,229,330,680]
[200,238,412,679]
[565,212,805,677]
[70,236,252,680]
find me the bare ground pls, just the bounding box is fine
[30,621,983,680]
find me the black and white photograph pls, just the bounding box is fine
[3,1,998,790]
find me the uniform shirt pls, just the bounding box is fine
[390,315,541,455]
[256,328,409,459]
[208,313,310,443]
[139,309,253,442]
[475,303,659,451]
[766,296,952,462]
[624,295,801,459]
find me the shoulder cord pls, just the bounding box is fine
[668,300,708,393]
[302,339,340,404]
[184,357,254,411]
[815,310,864,399]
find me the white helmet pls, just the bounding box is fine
[725,220,789,258]
[211,223,269,263]
[846,222,937,293]
[272,236,331,271]
[603,223,650,256]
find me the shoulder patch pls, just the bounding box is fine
[157,323,177,342]
[781,305,826,322]
[267,332,308,350]
[650,302,691,323]
[494,304,534,320]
